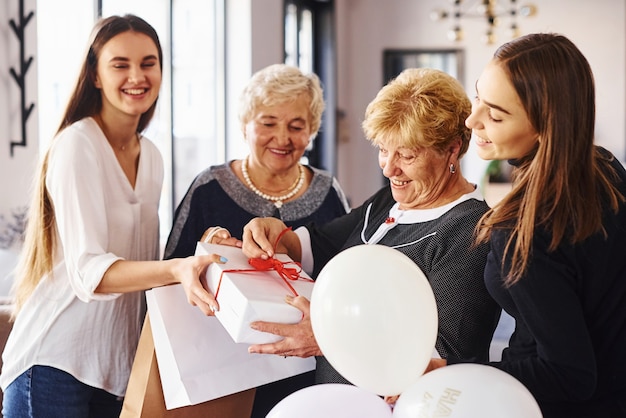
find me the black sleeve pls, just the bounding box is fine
[163,187,213,259]
[308,187,388,277]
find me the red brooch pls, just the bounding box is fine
[385,217,395,224]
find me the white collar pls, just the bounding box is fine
[361,186,483,245]
[391,186,483,224]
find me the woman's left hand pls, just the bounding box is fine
[382,357,448,405]
[201,226,242,247]
[425,357,447,373]
[247,295,322,358]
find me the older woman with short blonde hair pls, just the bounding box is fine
[241,67,500,393]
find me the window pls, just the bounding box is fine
[284,0,337,175]
[37,0,225,248]
[170,2,225,210]
[383,49,465,85]
[37,0,95,152]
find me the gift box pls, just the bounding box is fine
[195,242,315,344]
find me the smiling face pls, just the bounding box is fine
[465,60,538,161]
[378,139,451,210]
[244,93,312,174]
[94,31,162,121]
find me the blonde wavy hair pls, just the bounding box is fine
[362,67,471,157]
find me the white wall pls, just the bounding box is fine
[0,0,38,292]
[1,0,625,228]
[0,0,38,246]
[335,0,626,207]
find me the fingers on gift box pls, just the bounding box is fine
[196,242,314,344]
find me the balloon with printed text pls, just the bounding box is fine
[392,363,543,418]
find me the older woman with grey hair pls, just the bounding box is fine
[163,63,350,418]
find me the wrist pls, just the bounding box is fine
[276,229,302,261]
[166,258,183,285]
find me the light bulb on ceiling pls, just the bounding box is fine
[508,23,521,38]
[447,25,465,41]
[519,4,537,17]
[431,0,537,43]
[482,29,497,45]
[429,9,449,21]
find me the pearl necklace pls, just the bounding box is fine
[241,157,305,208]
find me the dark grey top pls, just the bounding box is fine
[309,186,500,385]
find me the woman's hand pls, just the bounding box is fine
[170,254,226,316]
[383,358,448,406]
[201,226,242,247]
[247,295,321,358]
[242,217,291,259]
[424,357,447,373]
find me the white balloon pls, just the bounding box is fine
[310,244,438,396]
[266,384,393,418]
[392,364,543,418]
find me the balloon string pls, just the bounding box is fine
[214,227,312,299]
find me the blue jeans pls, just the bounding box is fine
[2,365,123,418]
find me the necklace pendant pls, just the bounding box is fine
[242,157,305,209]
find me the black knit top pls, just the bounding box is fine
[310,186,501,385]
[164,162,350,259]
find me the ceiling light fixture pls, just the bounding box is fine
[430,0,537,45]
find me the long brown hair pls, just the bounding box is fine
[475,33,624,285]
[12,15,163,316]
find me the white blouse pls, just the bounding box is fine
[0,117,163,397]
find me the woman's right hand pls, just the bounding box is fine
[248,295,322,358]
[241,217,290,259]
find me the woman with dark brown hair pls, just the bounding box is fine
[443,33,626,417]
[0,15,223,417]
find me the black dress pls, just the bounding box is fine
[305,186,501,385]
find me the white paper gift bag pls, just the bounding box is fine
[196,242,315,344]
[147,282,315,410]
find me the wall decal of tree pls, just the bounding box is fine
[9,0,35,157]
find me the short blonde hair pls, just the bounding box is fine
[238,63,325,138]
[362,68,471,157]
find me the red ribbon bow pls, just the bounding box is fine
[213,227,312,300]
[249,257,310,295]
